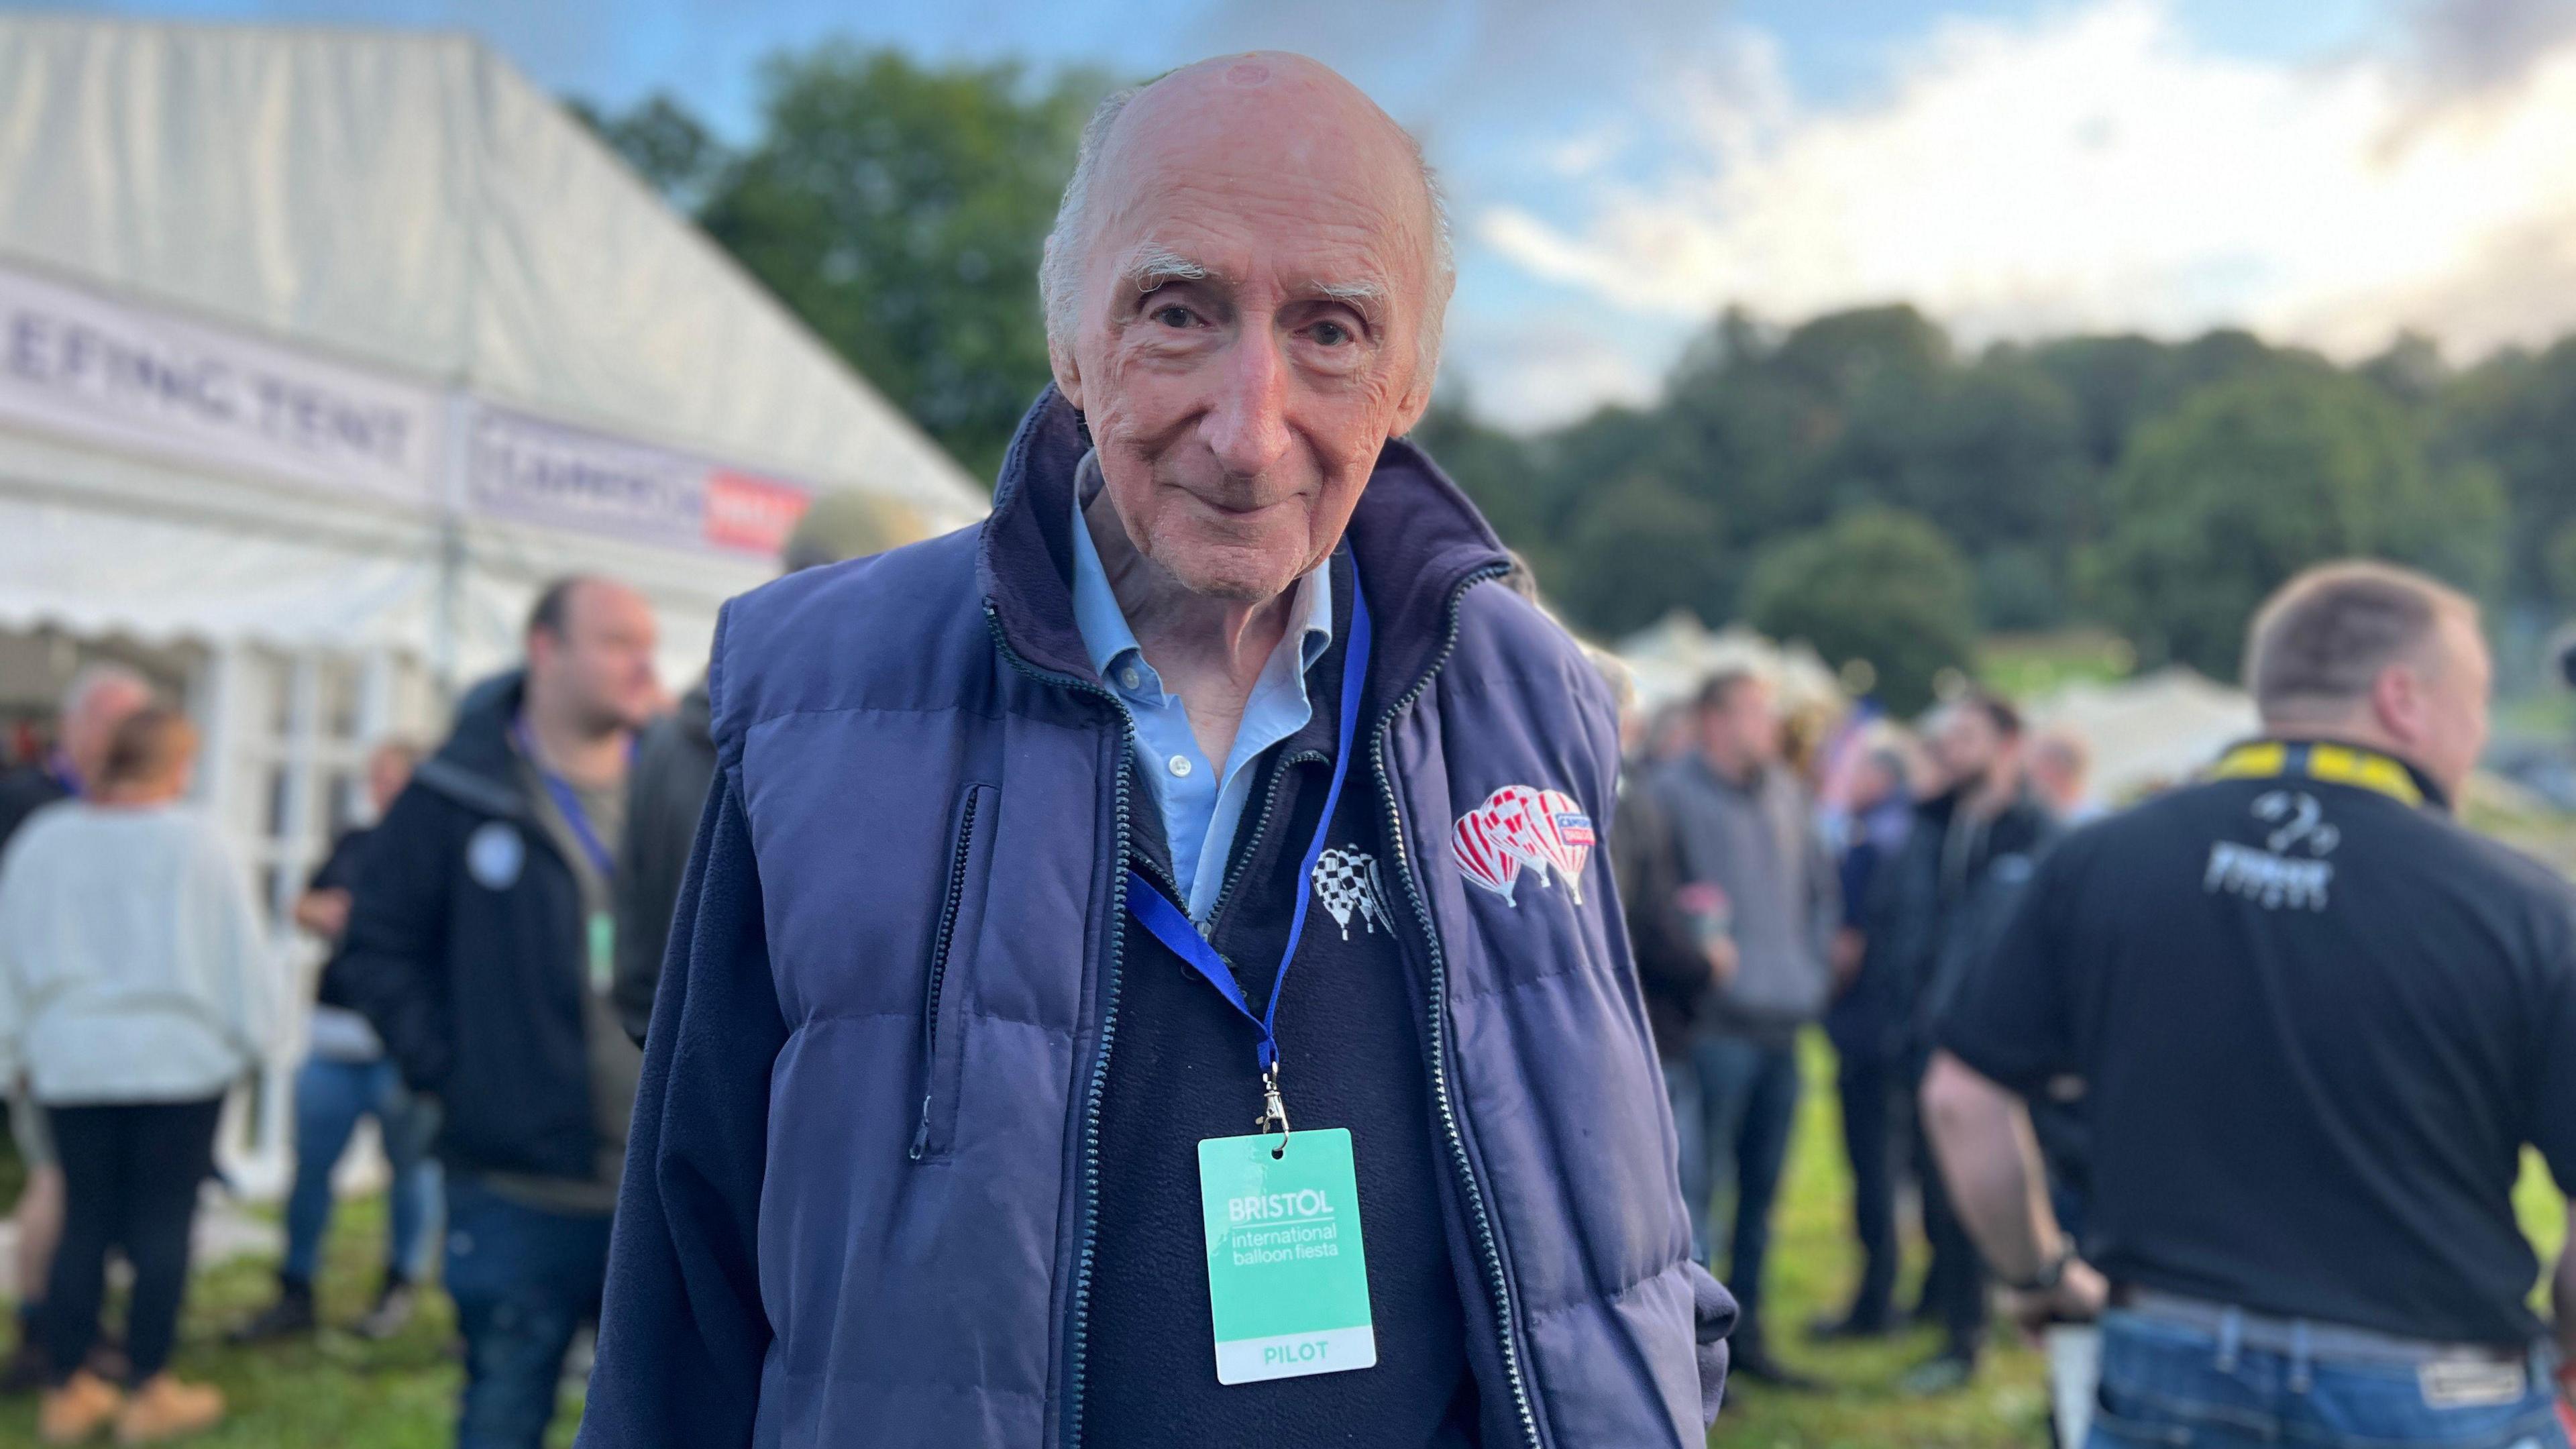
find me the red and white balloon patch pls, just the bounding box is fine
[1450,784,1596,907]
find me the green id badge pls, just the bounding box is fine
[587,912,615,996]
[1197,1127,1377,1385]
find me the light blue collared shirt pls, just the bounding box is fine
[1068,454,1335,922]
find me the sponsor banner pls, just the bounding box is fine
[0,260,439,506]
[466,405,812,557]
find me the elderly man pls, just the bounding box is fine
[578,52,1731,1449]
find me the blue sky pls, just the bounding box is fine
[36,0,2576,427]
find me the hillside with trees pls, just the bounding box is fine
[576,58,2576,712]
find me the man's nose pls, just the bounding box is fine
[1201,327,1293,479]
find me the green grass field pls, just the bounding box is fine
[0,1038,2561,1447]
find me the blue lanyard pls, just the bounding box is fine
[1121,564,1372,1136]
[511,719,616,881]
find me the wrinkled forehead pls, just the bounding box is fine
[1091,68,1432,291]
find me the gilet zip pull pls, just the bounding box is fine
[912,782,996,1161]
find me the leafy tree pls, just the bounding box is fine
[569,93,731,211]
[1819,351,2094,582]
[2088,368,2504,680]
[698,49,1108,482]
[1553,473,1727,637]
[1743,507,1978,713]
[2359,331,2449,409]
[1975,546,2065,632]
[2435,339,2576,608]
[1410,396,1552,560]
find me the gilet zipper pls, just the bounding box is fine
[911,785,990,1161]
[983,604,1132,1449]
[1368,562,1543,1449]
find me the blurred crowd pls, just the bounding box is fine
[0,498,881,1446]
[0,549,2567,1449]
[0,557,2108,1441]
[1610,656,2099,1397]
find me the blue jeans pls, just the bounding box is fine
[1693,1032,1801,1344]
[444,1177,612,1449]
[2089,1309,2570,1449]
[282,1056,441,1286]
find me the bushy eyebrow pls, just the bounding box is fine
[1117,244,1387,314]
[1121,244,1213,294]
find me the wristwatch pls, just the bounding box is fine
[2006,1240,2077,1295]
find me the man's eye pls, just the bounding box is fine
[1153,305,1198,329]
[1310,321,1352,347]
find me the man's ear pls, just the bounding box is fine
[1390,364,1435,438]
[1050,339,1086,413]
[2370,662,2425,746]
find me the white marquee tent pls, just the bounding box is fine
[0,15,986,1189]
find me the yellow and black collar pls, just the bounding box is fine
[2210,739,2443,812]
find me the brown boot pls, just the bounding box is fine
[110,1377,221,1444]
[36,1371,123,1444]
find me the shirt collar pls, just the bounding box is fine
[2212,736,2445,812]
[1066,449,1335,690]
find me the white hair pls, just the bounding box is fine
[1039,81,1456,381]
[60,661,150,722]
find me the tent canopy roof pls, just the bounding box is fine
[0,13,984,520]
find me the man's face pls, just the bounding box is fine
[2400,609,2491,801]
[367,746,416,815]
[1699,680,1780,768]
[1848,755,1896,812]
[530,583,661,735]
[61,676,151,786]
[1055,58,1440,604]
[1935,708,2002,788]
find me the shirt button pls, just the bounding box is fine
[1167,754,1194,778]
[1120,665,1142,691]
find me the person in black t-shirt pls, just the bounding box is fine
[1926,561,2576,1448]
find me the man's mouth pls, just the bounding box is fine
[1185,490,1295,520]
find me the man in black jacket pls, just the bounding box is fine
[610,685,709,1045]
[1875,692,2057,1394]
[342,576,658,1449]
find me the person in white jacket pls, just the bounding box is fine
[0,706,280,1445]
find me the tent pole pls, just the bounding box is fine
[431,394,472,705]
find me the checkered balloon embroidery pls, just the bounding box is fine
[1309,847,1391,941]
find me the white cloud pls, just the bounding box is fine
[1444,313,1665,427]
[1478,0,2576,364]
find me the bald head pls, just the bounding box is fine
[1043,53,1452,384]
[1038,54,1457,608]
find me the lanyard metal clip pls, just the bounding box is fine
[1256,1062,1292,1144]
